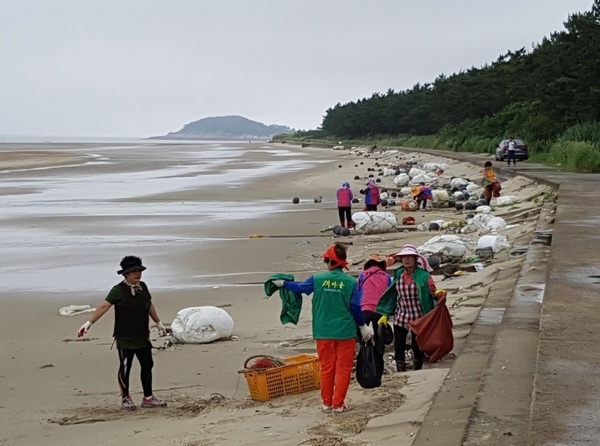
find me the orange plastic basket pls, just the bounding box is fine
[242,354,321,402]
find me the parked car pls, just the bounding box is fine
[495,138,529,161]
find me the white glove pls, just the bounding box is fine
[359,323,374,342]
[78,321,93,337]
[272,279,286,288]
[156,322,168,337]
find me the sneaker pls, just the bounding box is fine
[141,395,167,408]
[333,404,351,413]
[121,395,137,411]
[322,404,332,413]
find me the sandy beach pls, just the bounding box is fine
[0,142,554,446]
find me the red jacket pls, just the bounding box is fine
[337,187,353,207]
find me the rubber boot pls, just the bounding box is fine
[413,358,424,371]
[396,361,406,372]
[340,221,345,228]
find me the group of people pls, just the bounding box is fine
[336,177,434,228]
[272,242,446,414]
[336,178,381,229]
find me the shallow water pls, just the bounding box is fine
[0,142,331,293]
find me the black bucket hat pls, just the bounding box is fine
[117,256,147,275]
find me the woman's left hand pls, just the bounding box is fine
[435,289,447,301]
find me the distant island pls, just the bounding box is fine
[150,115,295,141]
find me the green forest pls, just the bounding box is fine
[278,2,600,172]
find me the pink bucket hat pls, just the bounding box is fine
[393,244,433,272]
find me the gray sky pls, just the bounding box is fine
[0,0,593,138]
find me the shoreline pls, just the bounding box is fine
[0,142,554,445]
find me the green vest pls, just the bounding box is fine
[312,269,358,340]
[376,267,435,317]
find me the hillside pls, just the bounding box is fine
[151,115,294,140]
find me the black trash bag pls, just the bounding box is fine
[356,341,382,389]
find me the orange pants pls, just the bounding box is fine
[316,339,356,409]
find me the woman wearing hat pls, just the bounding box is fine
[336,180,354,228]
[360,178,381,211]
[358,255,393,376]
[376,245,446,372]
[272,242,374,413]
[77,256,168,410]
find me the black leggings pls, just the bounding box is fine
[337,207,352,226]
[118,347,154,398]
[394,325,424,363]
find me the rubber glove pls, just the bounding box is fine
[359,323,374,342]
[435,289,447,300]
[272,279,286,288]
[378,315,389,326]
[156,322,168,337]
[78,321,93,337]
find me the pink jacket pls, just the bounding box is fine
[337,187,353,207]
[358,266,392,312]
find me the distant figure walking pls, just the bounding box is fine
[361,178,380,211]
[482,161,496,205]
[336,181,354,228]
[507,137,517,167]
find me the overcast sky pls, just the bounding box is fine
[0,0,593,138]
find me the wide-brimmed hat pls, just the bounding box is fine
[117,256,147,275]
[364,254,386,270]
[394,245,420,258]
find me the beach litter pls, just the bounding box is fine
[171,306,234,344]
[59,305,95,316]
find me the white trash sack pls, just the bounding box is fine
[432,189,450,204]
[352,211,398,234]
[171,306,234,344]
[394,173,410,187]
[418,235,467,262]
[477,235,511,253]
[494,196,516,206]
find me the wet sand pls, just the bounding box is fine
[0,142,554,445]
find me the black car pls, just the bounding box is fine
[495,139,529,161]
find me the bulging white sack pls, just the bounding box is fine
[383,168,397,176]
[432,189,450,203]
[495,196,516,206]
[408,167,425,178]
[410,173,433,185]
[486,216,507,231]
[450,178,469,189]
[477,235,510,253]
[171,306,234,344]
[418,235,467,261]
[420,162,448,172]
[394,173,410,187]
[352,211,397,234]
